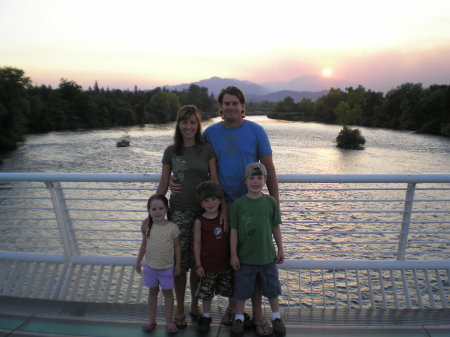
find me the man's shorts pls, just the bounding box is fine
[196,269,234,300]
[168,209,200,273]
[234,262,281,300]
[143,265,174,290]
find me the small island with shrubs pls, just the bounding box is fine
[335,126,366,149]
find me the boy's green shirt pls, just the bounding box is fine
[230,193,281,265]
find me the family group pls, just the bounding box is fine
[135,86,286,336]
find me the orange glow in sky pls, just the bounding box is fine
[1,0,449,92]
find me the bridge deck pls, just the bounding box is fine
[1,297,450,337]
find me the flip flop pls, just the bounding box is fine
[243,313,253,329]
[221,308,235,326]
[166,322,178,334]
[142,321,156,332]
[174,314,187,329]
[254,319,273,336]
[189,311,202,322]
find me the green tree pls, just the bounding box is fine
[418,85,450,135]
[147,91,181,123]
[334,101,362,125]
[0,67,31,150]
[116,106,138,125]
[383,83,423,130]
[275,96,296,112]
[58,78,82,99]
[398,83,423,130]
[297,98,315,121]
[177,84,215,113]
[360,89,384,127]
[315,88,347,123]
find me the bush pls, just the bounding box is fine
[336,126,366,149]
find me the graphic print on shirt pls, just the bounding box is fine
[172,156,187,182]
[239,212,255,240]
[224,135,239,156]
[213,226,223,239]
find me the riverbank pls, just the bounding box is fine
[267,112,450,139]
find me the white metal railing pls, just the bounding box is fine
[1,173,450,309]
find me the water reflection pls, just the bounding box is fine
[2,116,450,175]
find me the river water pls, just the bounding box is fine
[2,116,450,174]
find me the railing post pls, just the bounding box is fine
[46,182,79,260]
[397,182,416,260]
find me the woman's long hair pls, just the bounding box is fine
[173,105,204,155]
[146,194,169,237]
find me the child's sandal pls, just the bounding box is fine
[221,308,235,326]
[189,311,202,322]
[174,315,187,329]
[254,319,273,336]
[243,313,253,329]
[142,321,156,332]
[166,322,178,334]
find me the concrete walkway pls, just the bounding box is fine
[1,297,450,337]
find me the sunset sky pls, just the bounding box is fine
[1,0,449,92]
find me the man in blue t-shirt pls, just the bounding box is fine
[203,86,279,206]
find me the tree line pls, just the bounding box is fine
[2,66,449,152]
[268,84,450,138]
[0,67,216,151]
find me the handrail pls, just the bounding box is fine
[0,172,160,182]
[1,172,449,309]
[278,173,450,183]
[2,172,450,183]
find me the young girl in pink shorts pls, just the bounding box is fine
[135,194,181,334]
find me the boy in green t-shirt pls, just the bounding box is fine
[229,162,286,337]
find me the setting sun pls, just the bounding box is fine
[322,67,333,77]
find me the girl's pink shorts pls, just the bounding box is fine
[143,265,174,290]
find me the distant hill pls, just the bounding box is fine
[165,76,270,96]
[164,74,355,102]
[247,90,328,102]
[262,74,357,92]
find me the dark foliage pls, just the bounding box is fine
[267,83,450,138]
[2,66,449,152]
[0,67,217,151]
[335,126,366,149]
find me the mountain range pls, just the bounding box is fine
[165,74,357,102]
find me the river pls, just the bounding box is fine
[1,116,450,174]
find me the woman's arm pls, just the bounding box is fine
[208,157,219,183]
[174,235,181,276]
[156,163,171,195]
[140,164,171,234]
